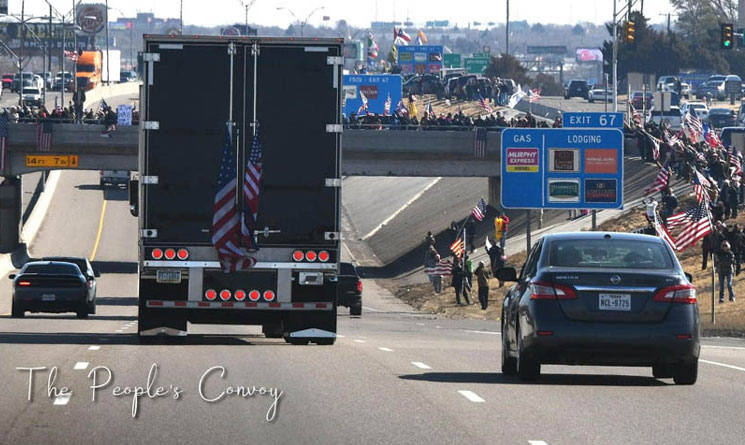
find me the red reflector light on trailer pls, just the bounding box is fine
[537,331,554,336]
[18,281,31,286]
[151,248,163,260]
[305,251,317,262]
[219,289,231,301]
[234,290,246,301]
[318,251,330,262]
[177,248,189,260]
[164,248,176,260]
[205,289,217,300]
[292,250,304,261]
[248,290,260,301]
[263,290,276,301]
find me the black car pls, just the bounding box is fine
[564,80,590,99]
[707,108,736,129]
[499,232,699,384]
[403,74,444,97]
[9,261,98,318]
[337,262,362,316]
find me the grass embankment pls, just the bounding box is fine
[393,202,745,336]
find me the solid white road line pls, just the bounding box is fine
[353,339,366,343]
[378,347,394,352]
[115,330,123,333]
[361,306,385,312]
[73,362,89,370]
[53,393,72,406]
[464,330,501,336]
[702,345,745,351]
[88,346,100,351]
[361,177,442,240]
[411,361,432,370]
[458,390,485,403]
[336,334,345,338]
[701,359,745,373]
[528,441,549,445]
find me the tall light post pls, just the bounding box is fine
[505,0,510,55]
[276,6,325,37]
[239,1,256,34]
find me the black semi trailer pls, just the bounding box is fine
[130,36,343,344]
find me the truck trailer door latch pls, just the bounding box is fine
[325,178,341,187]
[325,124,343,133]
[141,229,158,238]
[262,226,281,238]
[141,176,159,184]
[142,121,160,130]
[324,232,340,241]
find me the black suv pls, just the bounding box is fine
[336,262,362,316]
[564,79,590,99]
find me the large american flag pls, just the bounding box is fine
[474,127,487,158]
[0,117,7,172]
[36,121,53,152]
[241,127,262,251]
[673,201,712,251]
[471,198,487,222]
[212,124,256,272]
[684,108,703,142]
[693,169,714,204]
[653,208,677,250]
[643,161,670,195]
[479,94,493,113]
[424,258,453,276]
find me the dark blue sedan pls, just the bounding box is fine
[10,261,97,319]
[499,232,700,384]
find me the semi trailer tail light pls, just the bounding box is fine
[205,289,217,300]
[248,290,261,301]
[164,249,176,260]
[318,251,330,262]
[529,282,577,300]
[151,248,164,260]
[305,251,317,262]
[653,284,697,304]
[263,290,276,301]
[234,290,246,301]
[292,250,304,261]
[219,289,231,301]
[177,248,189,260]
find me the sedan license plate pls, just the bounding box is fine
[599,293,631,311]
[42,294,56,301]
[156,270,182,284]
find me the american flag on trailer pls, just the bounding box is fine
[424,259,453,276]
[450,236,465,259]
[0,117,7,172]
[673,201,712,251]
[212,123,256,272]
[643,161,670,195]
[528,88,541,103]
[241,126,263,251]
[36,120,53,152]
[471,198,487,222]
[478,94,493,113]
[383,94,391,116]
[474,127,487,158]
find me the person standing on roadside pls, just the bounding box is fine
[424,245,442,294]
[494,212,510,249]
[474,260,491,310]
[716,241,737,303]
[424,231,436,248]
[451,257,471,306]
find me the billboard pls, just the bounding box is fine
[343,75,403,117]
[77,4,107,34]
[576,48,603,63]
[397,45,443,75]
[527,46,567,55]
[0,22,86,52]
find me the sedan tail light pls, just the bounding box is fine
[18,280,31,287]
[529,281,577,300]
[653,284,697,304]
[87,280,94,289]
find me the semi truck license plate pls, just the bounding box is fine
[156,270,182,283]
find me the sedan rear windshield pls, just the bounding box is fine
[547,239,673,269]
[23,264,81,275]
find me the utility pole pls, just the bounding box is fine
[180,0,184,34]
[505,0,510,55]
[105,0,110,86]
[612,0,618,113]
[18,0,25,107]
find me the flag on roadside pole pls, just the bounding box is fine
[672,201,712,251]
[474,127,487,158]
[643,161,670,195]
[383,94,391,116]
[652,209,677,251]
[450,236,465,259]
[471,198,487,221]
[36,120,53,152]
[357,91,369,115]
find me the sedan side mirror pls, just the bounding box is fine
[684,272,693,284]
[8,274,15,279]
[497,267,518,282]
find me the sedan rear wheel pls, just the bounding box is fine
[673,359,698,385]
[11,301,24,318]
[501,327,517,376]
[516,325,540,381]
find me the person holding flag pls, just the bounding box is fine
[494,211,509,249]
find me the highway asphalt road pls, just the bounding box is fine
[1,171,745,444]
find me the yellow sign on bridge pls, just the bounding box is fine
[25,155,79,168]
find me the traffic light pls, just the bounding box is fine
[721,23,734,49]
[624,20,636,45]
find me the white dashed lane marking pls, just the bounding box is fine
[458,390,485,403]
[411,361,432,369]
[528,441,549,445]
[378,347,394,352]
[353,339,366,343]
[702,345,745,351]
[88,346,100,351]
[53,393,71,406]
[416,323,425,326]
[73,362,89,370]
[701,359,745,373]
[464,330,501,335]
[336,334,345,338]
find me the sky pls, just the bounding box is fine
[9,0,676,29]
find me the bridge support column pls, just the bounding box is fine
[0,177,22,253]
[488,176,502,210]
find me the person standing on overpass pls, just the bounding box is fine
[73,87,86,123]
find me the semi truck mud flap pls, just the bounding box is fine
[289,328,336,338]
[139,327,187,337]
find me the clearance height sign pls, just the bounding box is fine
[501,128,624,209]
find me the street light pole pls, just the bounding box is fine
[18,0,25,107]
[180,0,184,35]
[105,0,110,86]
[612,0,618,112]
[506,0,510,55]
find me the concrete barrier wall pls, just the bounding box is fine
[84,82,141,108]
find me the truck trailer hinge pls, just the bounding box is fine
[142,52,160,62]
[228,42,237,55]
[251,43,259,56]
[325,124,343,133]
[141,229,158,238]
[142,121,160,130]
[326,56,343,65]
[141,176,158,184]
[325,178,341,187]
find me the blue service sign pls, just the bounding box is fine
[563,112,625,128]
[501,128,624,209]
